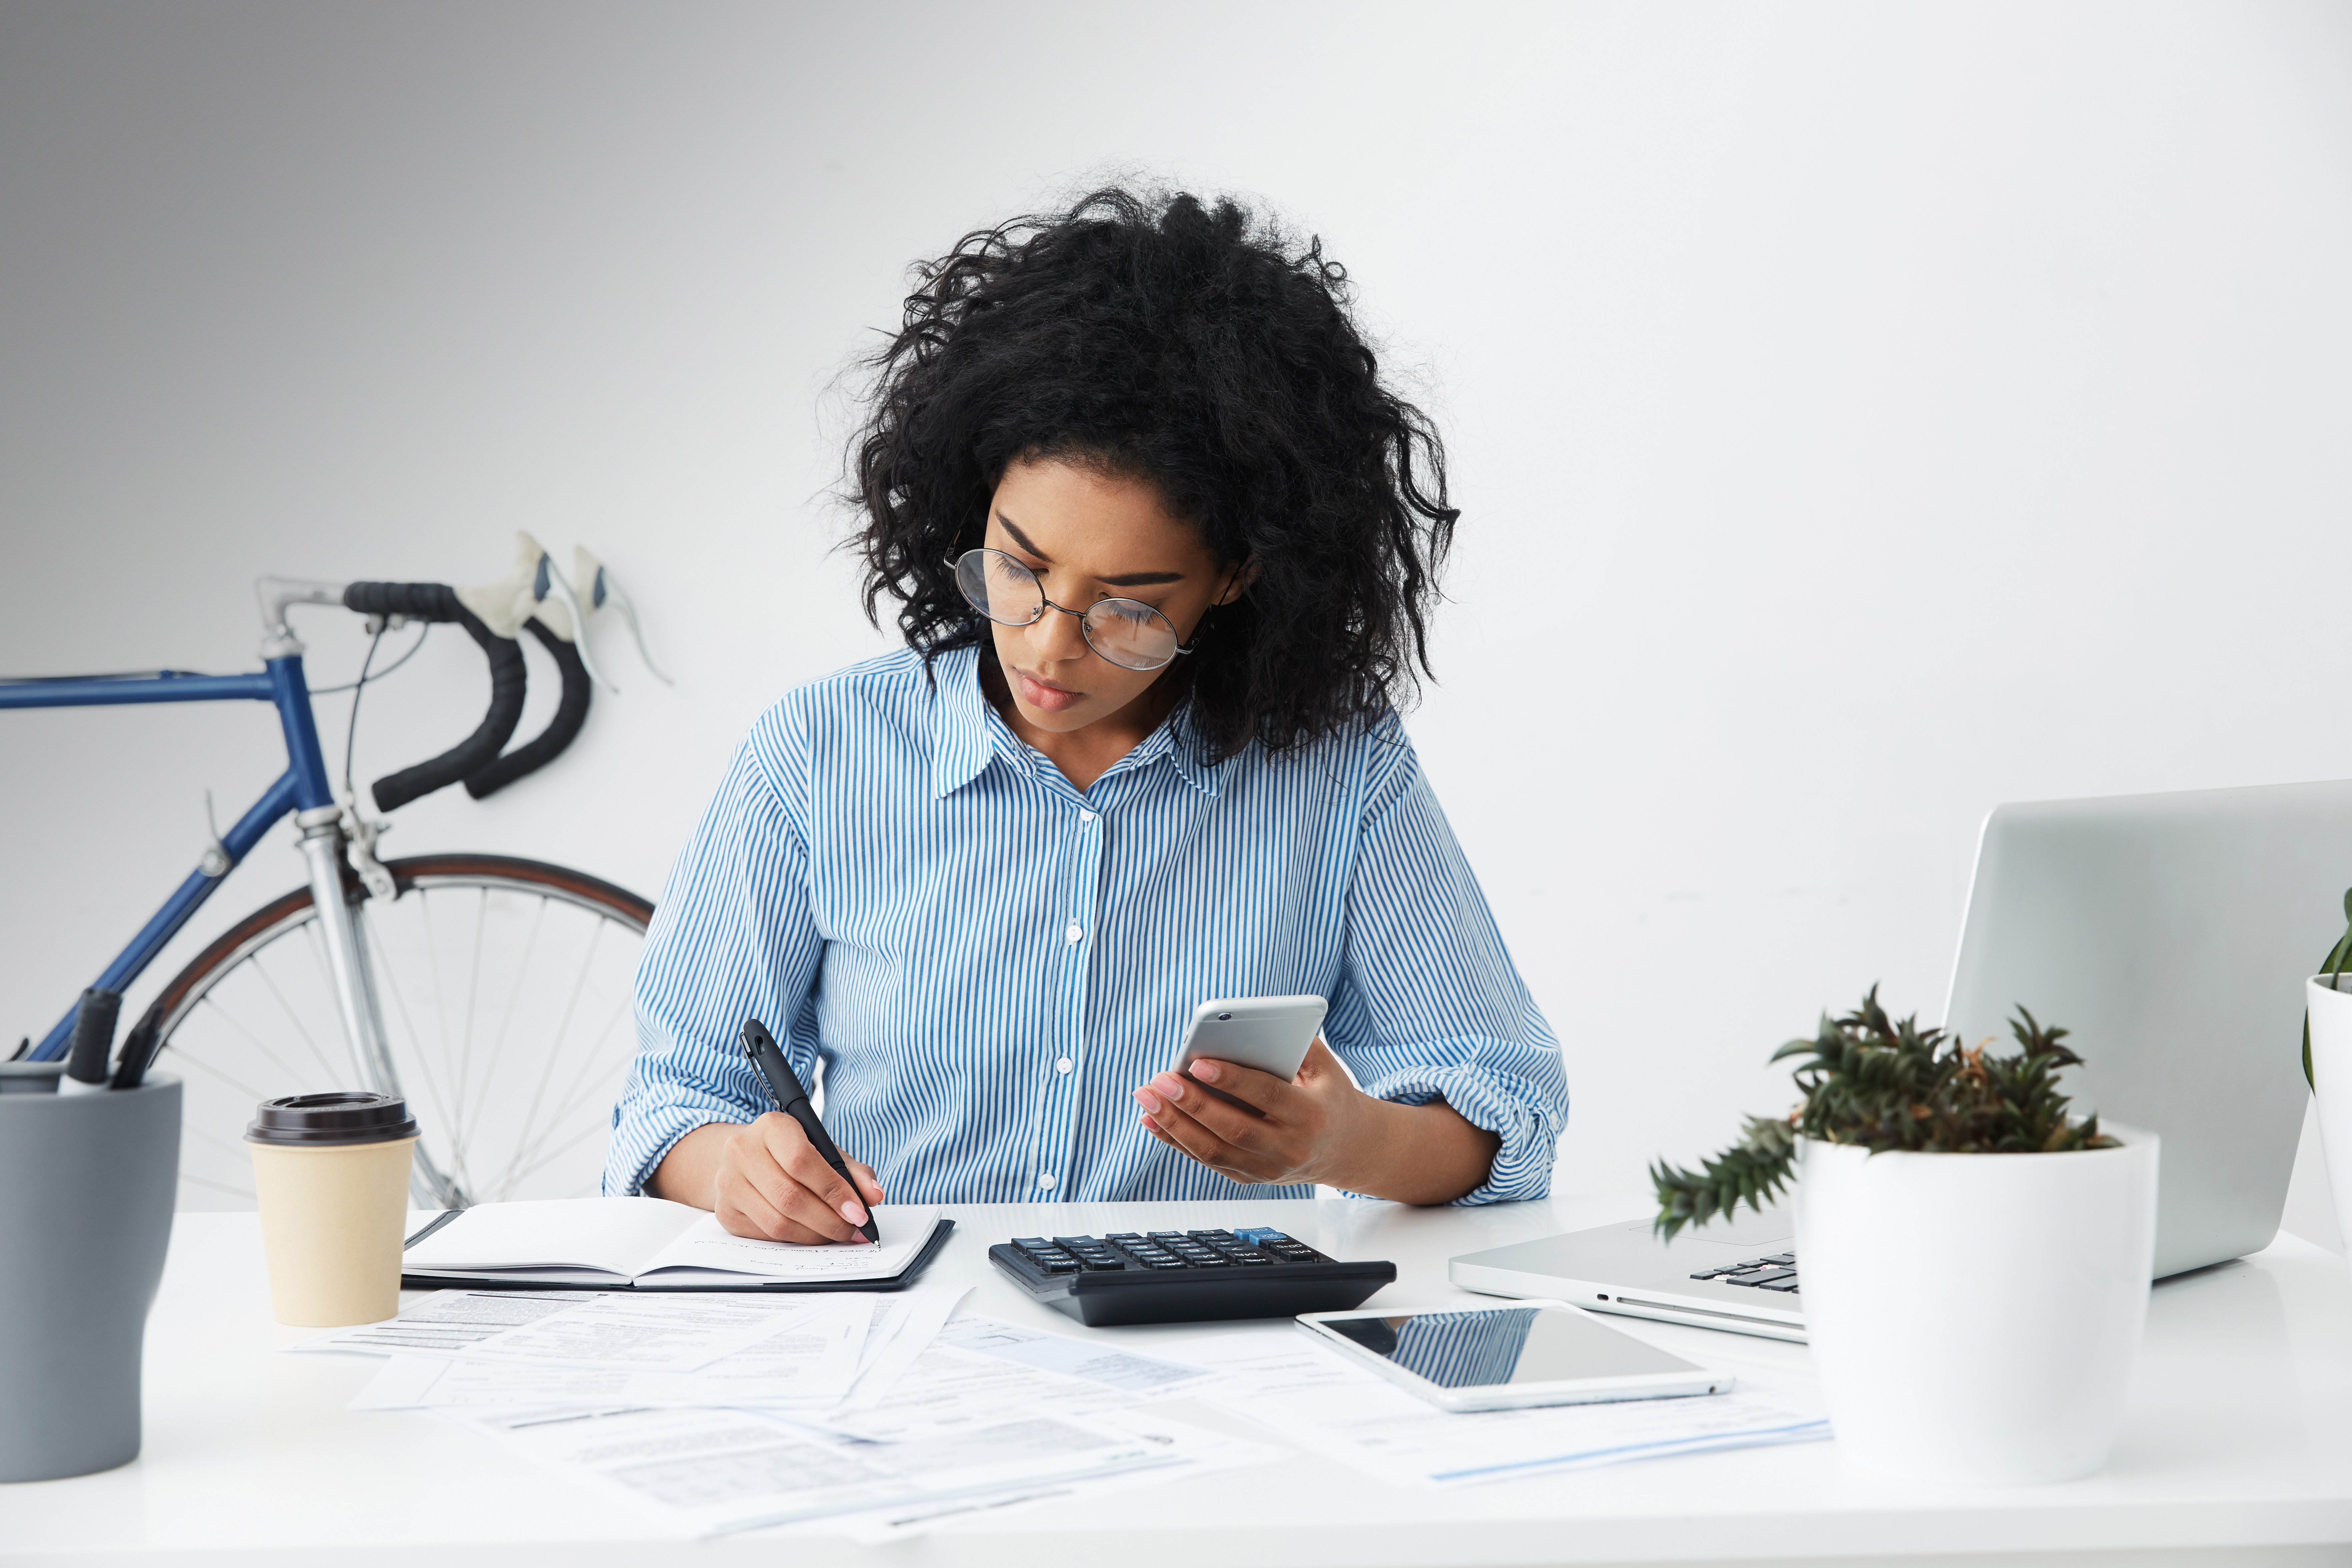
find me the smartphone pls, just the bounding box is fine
[1296,1301,1731,1412]
[1172,995,1328,1083]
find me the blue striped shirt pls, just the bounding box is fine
[605,644,1565,1207]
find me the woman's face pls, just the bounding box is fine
[980,457,1235,739]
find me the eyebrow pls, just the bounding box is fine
[996,512,1186,588]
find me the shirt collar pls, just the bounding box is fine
[927,644,1227,800]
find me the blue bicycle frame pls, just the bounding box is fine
[2,658,334,1061]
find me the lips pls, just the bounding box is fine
[1012,666,1083,713]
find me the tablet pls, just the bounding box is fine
[1296,1301,1732,1412]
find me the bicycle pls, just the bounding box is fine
[4,536,666,1212]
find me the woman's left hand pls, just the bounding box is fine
[1131,1038,1499,1205]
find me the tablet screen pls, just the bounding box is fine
[1319,1306,1702,1388]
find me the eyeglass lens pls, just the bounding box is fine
[954,549,1180,672]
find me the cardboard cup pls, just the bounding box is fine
[249,1136,416,1326]
[246,1090,420,1327]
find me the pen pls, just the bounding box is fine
[739,1018,880,1244]
[59,987,120,1096]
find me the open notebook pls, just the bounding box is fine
[401,1197,953,1292]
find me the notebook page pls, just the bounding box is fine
[635,1207,943,1282]
[404,1196,705,1278]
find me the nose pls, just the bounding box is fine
[1026,600,1092,666]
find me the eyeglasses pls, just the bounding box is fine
[953,548,1195,672]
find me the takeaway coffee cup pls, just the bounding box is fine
[246,1091,420,1326]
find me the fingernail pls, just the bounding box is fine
[840,1200,868,1225]
[1192,1060,1221,1083]
[1134,1089,1161,1113]
[1156,1075,1185,1101]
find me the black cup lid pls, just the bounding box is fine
[246,1091,419,1146]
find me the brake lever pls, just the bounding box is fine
[575,546,674,686]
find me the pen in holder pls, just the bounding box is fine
[0,1067,180,1482]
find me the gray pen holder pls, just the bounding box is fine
[0,1072,179,1482]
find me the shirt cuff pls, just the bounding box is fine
[603,1086,759,1198]
[1350,1059,1564,1206]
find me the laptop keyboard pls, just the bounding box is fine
[1690,1252,1801,1294]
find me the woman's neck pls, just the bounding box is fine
[980,655,1180,793]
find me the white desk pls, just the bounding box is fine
[3,1195,2348,1567]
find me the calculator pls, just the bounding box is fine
[987,1227,1397,1327]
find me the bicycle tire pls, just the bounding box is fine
[143,853,653,1211]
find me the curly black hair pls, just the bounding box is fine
[847,186,1458,761]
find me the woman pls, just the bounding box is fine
[606,187,1566,1242]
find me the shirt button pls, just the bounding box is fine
[1036,1172,1057,1190]
[1056,1057,1073,1074]
[1064,922,1083,943]
[1078,809,1096,824]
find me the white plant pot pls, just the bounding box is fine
[2301,978,2352,1253]
[1794,1126,2159,1485]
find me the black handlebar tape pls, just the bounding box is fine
[342,583,527,812]
[66,987,121,1085]
[463,617,591,801]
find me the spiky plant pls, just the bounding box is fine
[1650,986,2119,1240]
[2301,887,2352,1092]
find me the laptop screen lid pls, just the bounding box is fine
[1942,779,2330,1277]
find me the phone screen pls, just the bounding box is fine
[1319,1306,1703,1388]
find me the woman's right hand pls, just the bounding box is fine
[649,1117,884,1244]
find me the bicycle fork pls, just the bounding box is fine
[295,805,469,1210]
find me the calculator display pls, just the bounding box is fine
[1319,1306,1702,1388]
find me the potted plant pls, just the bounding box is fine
[2300,891,2352,1253]
[1651,988,2158,1486]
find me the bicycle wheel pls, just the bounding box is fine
[144,853,652,1211]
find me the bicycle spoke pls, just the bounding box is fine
[465,894,548,1186]
[156,1040,274,1105]
[189,992,327,1095]
[447,887,491,1198]
[493,915,605,1197]
[503,991,636,1179]
[250,942,338,1081]
[363,899,458,1162]
[500,1119,611,1190]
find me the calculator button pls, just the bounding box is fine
[1051,1236,1098,1248]
[1105,1233,1144,1242]
[1231,1252,1273,1266]
[1726,1268,1795,1287]
[1187,1230,1237,1240]
[1146,1231,1186,1239]
[1078,1258,1127,1271]
[1012,1237,1052,1250]
[1036,1258,1081,1275]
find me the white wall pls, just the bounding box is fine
[2,0,2345,1247]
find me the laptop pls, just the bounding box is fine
[1452,778,2332,1340]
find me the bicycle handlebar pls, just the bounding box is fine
[342,582,527,811]
[462,618,590,800]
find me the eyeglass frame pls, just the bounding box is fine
[950,547,1237,673]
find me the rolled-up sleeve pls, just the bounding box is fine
[602,724,826,1197]
[1323,729,1568,1205]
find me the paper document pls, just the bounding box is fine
[441,1401,1243,1536]
[351,1295,872,1408]
[1196,1343,1829,1487]
[765,1416,1289,1545]
[818,1310,1207,1440]
[291,1290,592,1357]
[938,1313,1216,1396]
[834,1286,966,1409]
